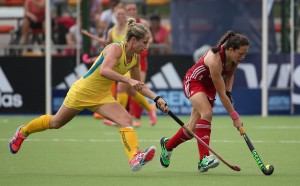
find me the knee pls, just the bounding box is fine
[201,110,213,121]
[118,114,132,128]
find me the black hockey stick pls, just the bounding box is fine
[240,127,274,175]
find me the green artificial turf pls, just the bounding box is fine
[1,115,299,186]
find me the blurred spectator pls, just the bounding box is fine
[149,14,171,54]
[125,2,149,28]
[55,16,76,48]
[65,21,81,55]
[90,0,103,28]
[124,2,154,127]
[97,0,119,38]
[19,0,45,45]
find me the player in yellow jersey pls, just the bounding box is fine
[96,3,157,127]
[9,18,169,172]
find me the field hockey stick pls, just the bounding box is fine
[82,53,97,64]
[168,111,241,171]
[239,127,274,175]
[81,29,100,41]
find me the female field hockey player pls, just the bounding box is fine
[98,3,157,127]
[9,18,169,172]
[159,30,249,173]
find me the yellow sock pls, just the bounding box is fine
[20,115,52,137]
[117,92,129,108]
[132,93,152,112]
[119,127,138,160]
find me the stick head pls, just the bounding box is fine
[231,165,241,171]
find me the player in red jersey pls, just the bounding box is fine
[125,2,155,127]
[159,30,249,173]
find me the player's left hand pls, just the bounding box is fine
[154,96,169,113]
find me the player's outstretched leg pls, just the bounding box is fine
[9,125,26,154]
[160,137,172,168]
[198,155,219,173]
[129,146,156,172]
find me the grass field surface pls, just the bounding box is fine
[1,115,299,186]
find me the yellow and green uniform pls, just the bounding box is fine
[63,41,138,112]
[20,41,141,160]
[111,25,127,42]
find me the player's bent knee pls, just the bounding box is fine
[201,110,213,120]
[117,114,132,127]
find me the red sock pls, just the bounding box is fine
[129,99,143,119]
[195,119,211,160]
[165,127,193,151]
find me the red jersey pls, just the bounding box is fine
[27,0,45,22]
[136,17,148,72]
[183,46,226,105]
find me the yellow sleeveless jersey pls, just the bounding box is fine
[72,42,138,97]
[111,25,127,43]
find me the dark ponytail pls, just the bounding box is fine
[211,30,249,53]
[211,30,235,53]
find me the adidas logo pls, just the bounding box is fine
[0,66,23,107]
[56,63,182,90]
[146,63,182,89]
[56,64,89,89]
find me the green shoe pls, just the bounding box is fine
[160,137,172,168]
[198,155,219,173]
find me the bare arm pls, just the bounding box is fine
[224,66,237,91]
[100,44,131,84]
[130,56,141,82]
[207,55,234,114]
[206,53,243,130]
[129,56,167,111]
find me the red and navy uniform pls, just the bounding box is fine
[183,46,227,107]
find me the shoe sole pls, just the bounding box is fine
[160,137,169,168]
[131,146,156,172]
[8,125,25,154]
[103,120,117,126]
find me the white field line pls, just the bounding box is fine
[1,138,300,143]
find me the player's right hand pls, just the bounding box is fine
[233,118,243,133]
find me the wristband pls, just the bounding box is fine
[230,111,240,120]
[154,96,161,103]
[154,96,168,108]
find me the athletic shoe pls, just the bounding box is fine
[102,119,117,126]
[9,125,26,154]
[198,155,220,173]
[160,137,172,168]
[93,113,104,119]
[148,104,157,126]
[132,119,142,127]
[129,146,156,172]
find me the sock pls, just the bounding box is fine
[119,127,138,160]
[165,127,193,151]
[132,92,152,112]
[195,119,211,160]
[20,115,52,137]
[129,99,143,119]
[117,92,129,108]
